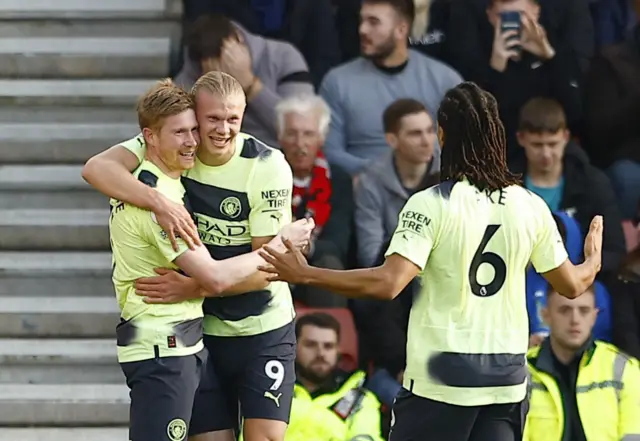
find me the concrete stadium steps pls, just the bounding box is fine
[0,19,179,38]
[0,428,129,441]
[0,209,109,249]
[0,112,138,163]
[0,384,129,426]
[0,252,113,297]
[0,338,123,384]
[0,35,173,78]
[0,209,109,248]
[0,79,159,106]
[0,165,108,208]
[0,0,181,19]
[0,296,118,338]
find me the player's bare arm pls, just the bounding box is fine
[138,219,314,303]
[222,236,276,294]
[259,239,419,300]
[137,236,275,301]
[542,215,603,299]
[82,144,200,250]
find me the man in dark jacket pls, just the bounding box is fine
[510,97,626,283]
[447,0,593,158]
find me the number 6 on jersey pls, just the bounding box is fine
[265,360,285,390]
[468,224,507,297]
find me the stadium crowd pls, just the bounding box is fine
[87,0,640,440]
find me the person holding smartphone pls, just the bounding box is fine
[446,0,593,159]
[489,3,556,73]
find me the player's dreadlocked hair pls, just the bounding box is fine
[437,82,521,192]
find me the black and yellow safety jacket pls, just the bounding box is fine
[286,370,384,441]
[525,339,640,441]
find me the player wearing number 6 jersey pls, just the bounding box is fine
[258,82,604,441]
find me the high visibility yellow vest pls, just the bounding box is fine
[286,371,384,441]
[524,341,640,441]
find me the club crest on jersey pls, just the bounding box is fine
[220,196,242,219]
[167,418,187,441]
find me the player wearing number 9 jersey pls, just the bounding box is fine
[257,82,604,441]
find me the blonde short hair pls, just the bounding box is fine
[136,78,194,131]
[191,71,245,99]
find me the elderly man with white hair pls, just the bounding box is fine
[275,94,353,307]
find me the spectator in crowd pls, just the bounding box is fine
[447,0,593,158]
[354,98,439,268]
[175,14,314,147]
[612,221,640,359]
[336,0,454,65]
[183,0,341,87]
[287,313,384,441]
[510,97,626,282]
[320,0,462,177]
[276,94,353,307]
[584,0,640,219]
[408,0,453,64]
[524,287,640,441]
[527,212,612,348]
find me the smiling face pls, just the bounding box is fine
[144,109,199,173]
[194,89,246,162]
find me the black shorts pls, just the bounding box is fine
[189,322,296,435]
[389,389,528,441]
[120,349,206,441]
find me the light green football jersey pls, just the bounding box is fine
[385,178,568,406]
[109,160,203,363]
[120,133,295,338]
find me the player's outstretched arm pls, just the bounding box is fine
[540,216,603,299]
[259,240,420,300]
[82,143,200,250]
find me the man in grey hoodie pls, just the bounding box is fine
[175,14,314,147]
[355,98,440,267]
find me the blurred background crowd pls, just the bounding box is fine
[173,0,640,439]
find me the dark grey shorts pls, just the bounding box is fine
[120,348,206,441]
[388,388,527,441]
[189,323,296,436]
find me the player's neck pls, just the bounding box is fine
[549,337,580,365]
[395,154,429,189]
[145,152,182,179]
[198,140,236,167]
[527,164,563,187]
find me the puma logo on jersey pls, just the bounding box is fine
[264,391,282,407]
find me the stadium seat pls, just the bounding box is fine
[295,307,359,371]
[622,220,638,252]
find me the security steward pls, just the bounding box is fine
[525,286,640,441]
[286,313,384,441]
